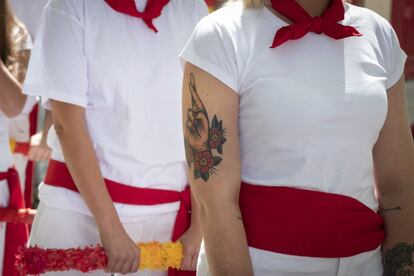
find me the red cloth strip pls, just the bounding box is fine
[13,142,30,155]
[104,0,169,32]
[0,208,36,224]
[25,103,38,208]
[239,182,385,258]
[0,168,29,276]
[44,159,194,276]
[270,0,362,48]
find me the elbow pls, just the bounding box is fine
[196,193,240,217]
[2,102,24,118]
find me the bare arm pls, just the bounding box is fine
[28,110,53,161]
[182,63,253,276]
[50,100,139,274]
[373,76,414,275]
[0,60,26,117]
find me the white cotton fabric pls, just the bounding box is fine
[10,0,49,40]
[180,2,407,275]
[23,0,208,222]
[30,203,177,276]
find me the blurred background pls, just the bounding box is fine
[6,0,414,208]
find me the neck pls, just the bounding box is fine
[295,0,332,17]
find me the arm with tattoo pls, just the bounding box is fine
[183,64,253,276]
[373,77,414,276]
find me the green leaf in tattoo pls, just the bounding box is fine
[184,73,227,182]
[384,243,414,276]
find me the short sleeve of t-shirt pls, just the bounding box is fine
[180,15,239,94]
[23,0,88,109]
[378,19,407,89]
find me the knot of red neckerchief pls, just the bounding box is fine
[105,0,170,32]
[270,0,362,48]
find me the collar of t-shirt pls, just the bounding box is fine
[270,0,362,48]
[104,0,170,32]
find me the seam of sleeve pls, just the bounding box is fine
[47,6,84,29]
[386,50,407,90]
[23,83,88,108]
[180,51,239,95]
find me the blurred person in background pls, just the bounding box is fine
[181,0,413,275]
[8,0,52,209]
[0,0,37,275]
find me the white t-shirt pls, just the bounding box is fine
[24,0,208,221]
[10,0,49,41]
[180,2,407,211]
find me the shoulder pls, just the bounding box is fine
[169,0,209,19]
[194,1,261,40]
[345,3,396,39]
[44,0,87,23]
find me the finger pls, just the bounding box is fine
[27,149,35,161]
[191,254,198,271]
[120,257,132,274]
[41,150,51,161]
[113,258,125,273]
[131,253,140,273]
[180,254,192,271]
[188,75,204,110]
[105,255,117,273]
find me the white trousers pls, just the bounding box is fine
[197,242,383,276]
[30,203,177,276]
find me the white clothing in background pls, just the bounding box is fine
[10,0,49,40]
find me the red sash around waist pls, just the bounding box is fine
[0,167,28,276]
[44,160,194,276]
[239,182,385,258]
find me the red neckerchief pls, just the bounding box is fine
[105,0,169,32]
[270,0,362,48]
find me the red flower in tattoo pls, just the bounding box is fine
[209,128,222,149]
[194,151,214,174]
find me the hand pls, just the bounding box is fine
[28,132,52,161]
[178,226,202,271]
[99,224,140,274]
[186,73,210,152]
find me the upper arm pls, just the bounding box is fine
[182,62,240,207]
[50,99,87,134]
[373,76,414,195]
[23,1,88,110]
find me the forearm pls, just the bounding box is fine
[52,106,121,230]
[199,201,253,276]
[40,110,53,144]
[0,61,26,117]
[379,188,414,275]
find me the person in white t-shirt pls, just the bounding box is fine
[0,0,36,274]
[180,0,414,275]
[23,0,208,275]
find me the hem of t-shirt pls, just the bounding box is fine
[386,50,408,90]
[179,52,240,95]
[23,83,88,109]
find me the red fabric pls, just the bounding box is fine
[270,0,362,48]
[0,168,29,276]
[104,0,169,32]
[24,104,38,208]
[44,160,194,276]
[239,182,385,258]
[13,142,30,155]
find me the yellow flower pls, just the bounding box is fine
[138,241,183,271]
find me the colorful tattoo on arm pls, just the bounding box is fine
[184,73,227,182]
[384,243,414,276]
